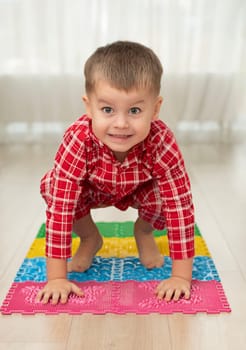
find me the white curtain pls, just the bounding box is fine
[0,0,245,143]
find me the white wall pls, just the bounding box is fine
[0,0,245,143]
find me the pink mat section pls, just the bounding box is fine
[1,280,231,315]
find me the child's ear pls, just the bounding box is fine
[82,95,92,118]
[152,96,163,121]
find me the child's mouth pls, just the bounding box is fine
[108,134,132,139]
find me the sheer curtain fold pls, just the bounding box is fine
[0,0,245,143]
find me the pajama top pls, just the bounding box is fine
[40,115,195,260]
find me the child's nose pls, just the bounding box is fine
[114,114,129,128]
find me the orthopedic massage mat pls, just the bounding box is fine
[0,222,231,315]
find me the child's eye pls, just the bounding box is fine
[129,107,141,115]
[102,107,113,114]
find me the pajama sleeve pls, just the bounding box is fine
[41,127,87,259]
[153,128,195,260]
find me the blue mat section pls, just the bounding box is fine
[14,256,220,283]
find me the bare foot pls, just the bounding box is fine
[67,216,103,273]
[67,232,103,272]
[134,218,164,269]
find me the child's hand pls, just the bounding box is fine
[36,278,84,305]
[155,276,191,301]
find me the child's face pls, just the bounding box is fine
[83,80,163,161]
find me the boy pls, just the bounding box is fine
[37,41,194,305]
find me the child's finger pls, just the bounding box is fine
[164,288,175,302]
[173,288,182,301]
[51,292,60,305]
[183,288,191,300]
[35,290,43,302]
[40,291,52,304]
[155,281,165,294]
[36,289,50,303]
[156,288,166,300]
[71,283,84,297]
[60,292,69,304]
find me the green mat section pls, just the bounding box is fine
[37,221,201,238]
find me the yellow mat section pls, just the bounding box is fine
[26,236,211,258]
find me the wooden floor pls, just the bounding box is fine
[0,142,246,350]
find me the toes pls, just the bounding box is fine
[67,261,90,273]
[141,256,164,269]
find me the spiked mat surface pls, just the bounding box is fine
[0,222,231,315]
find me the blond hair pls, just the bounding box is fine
[84,41,163,95]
